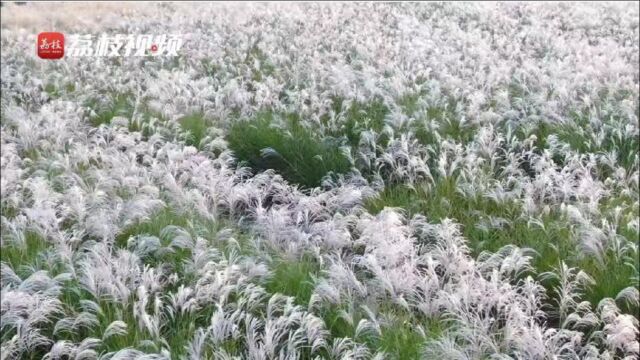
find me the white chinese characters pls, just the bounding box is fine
[39,37,63,50]
[66,34,183,57]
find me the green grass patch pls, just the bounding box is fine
[44,82,75,99]
[178,112,210,149]
[365,178,532,253]
[0,230,50,277]
[579,251,638,310]
[155,302,219,358]
[244,41,276,82]
[61,208,257,357]
[507,108,640,172]
[227,112,352,188]
[0,203,20,220]
[85,93,135,127]
[365,179,636,309]
[114,206,256,278]
[318,97,389,147]
[116,207,208,276]
[397,93,424,116]
[200,58,221,78]
[402,92,472,148]
[61,289,149,349]
[589,196,640,309]
[377,316,443,360]
[414,113,474,147]
[55,282,168,355]
[319,301,444,359]
[340,99,389,147]
[21,147,41,162]
[126,101,190,144]
[264,254,320,306]
[115,207,192,248]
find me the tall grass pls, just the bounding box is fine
[178,112,209,149]
[85,93,135,127]
[227,112,352,188]
[264,254,320,306]
[365,179,637,308]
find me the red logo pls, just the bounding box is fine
[37,32,64,59]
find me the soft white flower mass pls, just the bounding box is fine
[1,2,639,359]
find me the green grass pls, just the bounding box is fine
[264,254,320,306]
[110,205,329,357]
[377,316,443,360]
[115,207,192,248]
[179,112,209,149]
[579,251,638,309]
[335,99,389,147]
[114,206,223,278]
[365,178,532,253]
[55,281,197,356]
[200,58,221,78]
[108,207,263,357]
[244,41,276,82]
[76,207,246,357]
[227,111,352,188]
[151,299,221,358]
[319,301,444,359]
[254,234,448,358]
[506,108,640,172]
[44,82,75,99]
[0,202,20,220]
[397,93,424,116]
[584,194,639,310]
[317,97,389,146]
[414,113,474,147]
[21,147,41,162]
[0,230,51,277]
[401,92,473,148]
[0,263,160,358]
[58,286,152,350]
[126,101,190,144]
[364,179,637,310]
[44,83,60,99]
[85,93,135,127]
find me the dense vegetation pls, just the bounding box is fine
[1,2,638,359]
